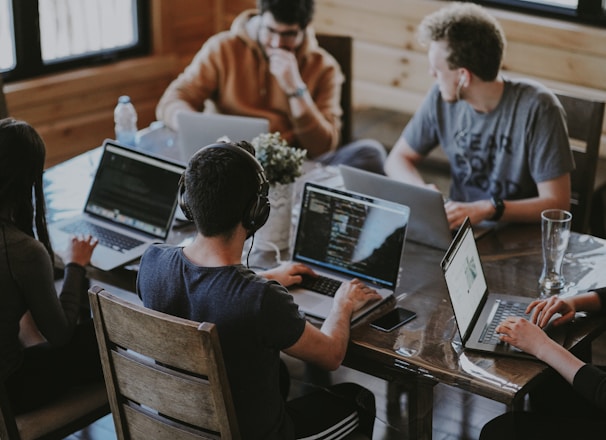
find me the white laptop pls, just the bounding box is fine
[287,183,410,322]
[339,165,452,250]
[49,140,184,271]
[176,112,269,163]
[440,217,567,359]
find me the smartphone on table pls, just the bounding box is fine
[370,307,417,332]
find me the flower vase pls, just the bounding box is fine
[255,182,294,251]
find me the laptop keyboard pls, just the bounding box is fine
[60,220,144,253]
[299,274,342,297]
[479,300,529,344]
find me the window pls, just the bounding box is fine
[1,0,150,82]
[472,0,606,26]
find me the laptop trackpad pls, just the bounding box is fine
[289,289,333,316]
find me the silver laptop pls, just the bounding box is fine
[440,217,567,358]
[288,183,410,322]
[176,112,269,163]
[339,165,452,250]
[49,140,184,271]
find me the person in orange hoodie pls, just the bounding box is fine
[156,0,386,174]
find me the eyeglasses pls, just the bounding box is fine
[262,25,302,42]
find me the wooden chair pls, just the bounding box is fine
[0,367,108,440]
[88,285,241,440]
[555,92,605,233]
[0,73,8,118]
[317,34,353,145]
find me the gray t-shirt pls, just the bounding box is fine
[402,78,574,202]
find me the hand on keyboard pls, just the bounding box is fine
[64,234,99,267]
[260,262,317,287]
[334,279,382,314]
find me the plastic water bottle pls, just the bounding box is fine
[114,95,138,146]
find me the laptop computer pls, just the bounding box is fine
[340,165,452,250]
[176,112,269,163]
[440,217,567,359]
[287,182,410,322]
[49,140,184,271]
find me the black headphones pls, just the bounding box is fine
[178,142,270,235]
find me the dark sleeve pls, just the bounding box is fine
[573,364,606,411]
[14,240,85,346]
[592,287,606,315]
[259,282,307,350]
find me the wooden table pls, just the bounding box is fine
[44,145,606,440]
[344,224,606,439]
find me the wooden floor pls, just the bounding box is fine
[64,107,606,439]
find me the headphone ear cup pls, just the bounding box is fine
[178,174,194,221]
[243,193,270,234]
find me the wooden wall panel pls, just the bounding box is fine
[313,0,606,153]
[4,0,606,166]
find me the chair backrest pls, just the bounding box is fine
[88,285,240,440]
[317,34,353,146]
[0,74,8,118]
[555,92,605,233]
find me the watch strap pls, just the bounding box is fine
[490,197,505,221]
[287,85,307,98]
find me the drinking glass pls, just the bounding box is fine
[538,209,572,296]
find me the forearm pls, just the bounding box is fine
[535,338,586,384]
[384,148,427,186]
[496,196,569,223]
[572,291,603,314]
[318,301,354,369]
[290,96,339,157]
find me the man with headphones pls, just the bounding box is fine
[136,141,380,439]
[384,3,574,230]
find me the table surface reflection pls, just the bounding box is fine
[44,143,606,440]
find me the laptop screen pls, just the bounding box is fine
[292,183,409,289]
[441,219,488,341]
[84,142,184,239]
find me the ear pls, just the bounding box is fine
[458,69,470,88]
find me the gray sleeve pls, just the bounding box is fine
[402,84,441,156]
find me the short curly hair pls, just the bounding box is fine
[418,2,506,81]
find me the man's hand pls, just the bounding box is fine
[260,262,316,287]
[266,48,304,95]
[333,278,382,314]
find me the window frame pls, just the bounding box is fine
[4,0,150,82]
[470,0,606,27]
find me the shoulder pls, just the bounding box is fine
[504,77,561,108]
[3,227,49,265]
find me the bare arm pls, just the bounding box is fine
[384,137,428,186]
[444,173,571,229]
[283,279,382,370]
[497,290,603,384]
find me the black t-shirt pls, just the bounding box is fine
[137,244,307,439]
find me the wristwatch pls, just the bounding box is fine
[287,85,307,98]
[490,196,505,221]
